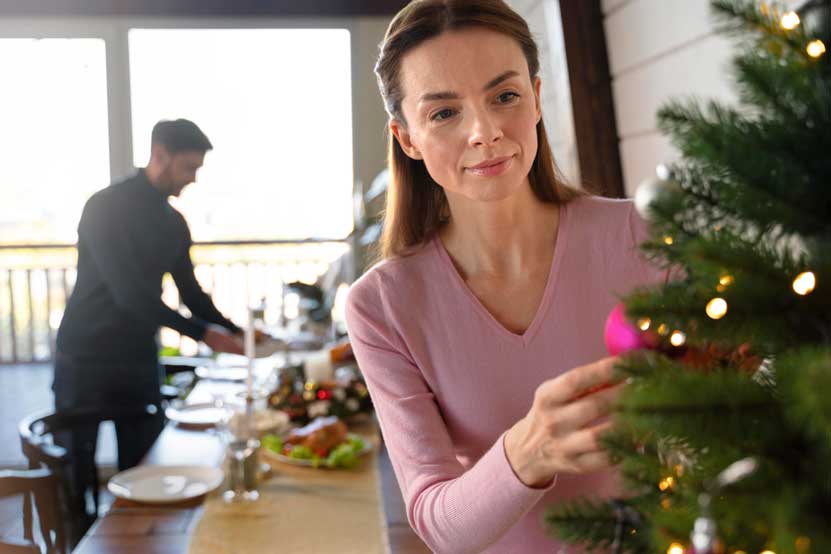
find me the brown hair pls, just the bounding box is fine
[374,0,583,260]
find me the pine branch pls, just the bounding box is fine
[545,498,652,554]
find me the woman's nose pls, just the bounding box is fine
[467,108,503,147]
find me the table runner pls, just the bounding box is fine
[187,426,388,554]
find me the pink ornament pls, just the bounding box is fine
[604,302,648,356]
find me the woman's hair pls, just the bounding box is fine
[374,0,583,260]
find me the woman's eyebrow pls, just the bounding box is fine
[418,70,521,104]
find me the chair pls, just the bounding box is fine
[18,405,159,548]
[0,467,63,554]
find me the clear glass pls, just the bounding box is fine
[223,437,261,503]
[128,28,354,242]
[0,38,110,245]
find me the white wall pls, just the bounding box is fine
[602,0,739,196]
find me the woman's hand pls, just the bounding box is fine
[504,357,624,488]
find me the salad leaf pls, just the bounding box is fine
[261,434,283,454]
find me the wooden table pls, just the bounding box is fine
[71,381,429,554]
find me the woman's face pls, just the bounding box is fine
[392,27,541,205]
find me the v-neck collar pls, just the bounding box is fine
[432,202,569,347]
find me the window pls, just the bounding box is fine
[128,28,354,241]
[0,38,110,244]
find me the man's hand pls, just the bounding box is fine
[203,324,244,354]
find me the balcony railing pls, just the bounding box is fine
[0,240,351,365]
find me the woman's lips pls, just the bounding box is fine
[465,155,514,177]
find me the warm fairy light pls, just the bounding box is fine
[795,536,811,553]
[659,476,676,491]
[780,11,800,29]
[638,318,652,331]
[760,550,776,554]
[657,323,669,335]
[663,235,674,245]
[719,275,734,286]
[670,331,687,347]
[667,543,685,554]
[734,551,747,554]
[807,39,826,58]
[792,271,816,295]
[706,297,728,319]
[674,464,684,477]
[661,497,672,509]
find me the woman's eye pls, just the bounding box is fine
[431,108,456,121]
[497,91,520,104]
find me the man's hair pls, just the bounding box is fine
[151,119,213,154]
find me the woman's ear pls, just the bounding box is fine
[390,119,423,160]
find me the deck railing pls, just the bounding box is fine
[0,240,351,364]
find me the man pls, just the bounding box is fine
[53,119,243,525]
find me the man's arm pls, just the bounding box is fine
[170,230,241,334]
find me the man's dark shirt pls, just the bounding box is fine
[56,170,239,362]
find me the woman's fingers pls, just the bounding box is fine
[544,384,623,437]
[555,420,614,456]
[571,450,613,473]
[535,357,622,407]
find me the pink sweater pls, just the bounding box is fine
[345,196,664,553]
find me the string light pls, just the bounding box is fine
[807,39,826,58]
[674,464,685,477]
[792,271,816,295]
[659,476,676,491]
[657,323,669,335]
[760,550,776,554]
[667,543,685,554]
[780,11,800,29]
[719,275,734,286]
[670,331,687,347]
[663,235,674,245]
[706,297,728,319]
[795,536,811,554]
[637,318,652,331]
[735,551,747,554]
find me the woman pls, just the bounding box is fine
[345,1,663,552]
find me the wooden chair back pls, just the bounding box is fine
[0,467,63,554]
[18,405,159,548]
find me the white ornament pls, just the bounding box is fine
[634,164,681,221]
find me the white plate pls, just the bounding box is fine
[194,366,248,382]
[165,403,231,429]
[261,433,372,469]
[107,465,224,503]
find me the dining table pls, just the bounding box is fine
[70,374,430,554]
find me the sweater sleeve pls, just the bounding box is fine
[345,272,553,554]
[79,194,207,340]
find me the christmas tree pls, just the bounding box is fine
[546,1,830,553]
